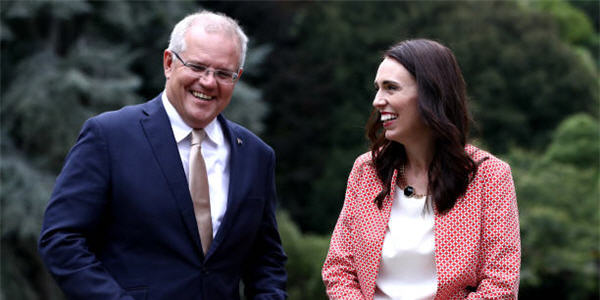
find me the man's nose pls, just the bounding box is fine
[198,70,218,87]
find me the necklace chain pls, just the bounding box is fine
[399,164,427,198]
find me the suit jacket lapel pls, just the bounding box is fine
[207,115,243,258]
[140,96,205,258]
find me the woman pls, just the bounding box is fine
[322,39,520,299]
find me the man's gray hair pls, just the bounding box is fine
[167,10,248,69]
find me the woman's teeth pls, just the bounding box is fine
[381,114,397,122]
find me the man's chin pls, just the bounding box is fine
[187,111,218,128]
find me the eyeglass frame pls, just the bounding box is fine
[170,51,239,84]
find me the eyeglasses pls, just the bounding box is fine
[171,51,239,85]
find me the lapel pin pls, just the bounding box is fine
[237,138,243,145]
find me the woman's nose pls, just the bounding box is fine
[372,97,386,108]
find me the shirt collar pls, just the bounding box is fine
[161,91,225,146]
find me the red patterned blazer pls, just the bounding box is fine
[322,145,520,299]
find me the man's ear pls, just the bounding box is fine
[163,50,173,79]
[236,68,243,81]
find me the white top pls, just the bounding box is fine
[374,187,437,300]
[162,93,230,238]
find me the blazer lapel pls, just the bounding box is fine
[207,115,244,258]
[139,96,205,258]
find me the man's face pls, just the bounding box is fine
[163,24,242,129]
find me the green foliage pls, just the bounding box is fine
[224,44,272,135]
[1,148,64,299]
[527,0,596,45]
[2,46,141,171]
[506,114,599,299]
[520,0,600,74]
[568,0,600,30]
[277,212,329,300]
[544,113,600,168]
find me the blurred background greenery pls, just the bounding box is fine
[1,0,598,299]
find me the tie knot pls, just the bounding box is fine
[191,129,206,146]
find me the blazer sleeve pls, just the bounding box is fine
[242,149,288,299]
[38,119,135,300]
[468,161,521,299]
[322,159,366,299]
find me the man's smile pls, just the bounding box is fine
[191,90,214,101]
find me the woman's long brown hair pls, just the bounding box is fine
[367,39,479,213]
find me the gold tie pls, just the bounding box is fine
[189,129,212,254]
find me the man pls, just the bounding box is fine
[38,10,287,299]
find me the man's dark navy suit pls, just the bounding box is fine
[38,95,287,299]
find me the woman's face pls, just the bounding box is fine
[372,57,431,144]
